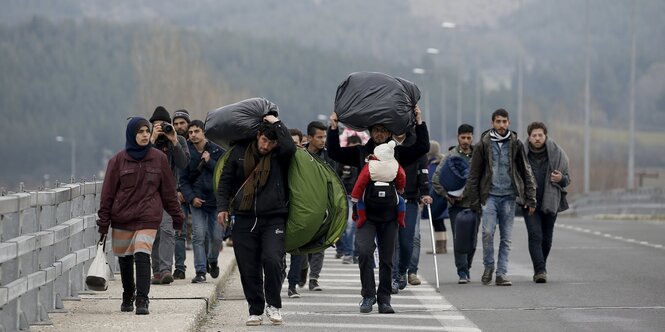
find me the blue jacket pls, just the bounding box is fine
[179,141,225,209]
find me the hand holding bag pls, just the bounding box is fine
[86,235,111,291]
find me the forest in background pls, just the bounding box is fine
[1,0,664,194]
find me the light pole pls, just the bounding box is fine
[583,0,591,193]
[441,21,459,146]
[412,67,430,126]
[56,135,76,181]
[627,0,637,189]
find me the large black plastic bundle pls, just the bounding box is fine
[204,97,279,149]
[334,72,420,136]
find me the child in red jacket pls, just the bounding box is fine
[351,141,406,228]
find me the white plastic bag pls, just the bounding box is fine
[86,235,111,291]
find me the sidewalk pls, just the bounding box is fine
[32,245,236,332]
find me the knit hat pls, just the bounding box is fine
[373,140,396,162]
[173,109,191,123]
[149,106,171,123]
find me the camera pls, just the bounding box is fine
[162,123,174,133]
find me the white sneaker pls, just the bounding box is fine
[245,315,262,326]
[265,305,283,325]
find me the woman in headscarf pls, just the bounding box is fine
[97,117,185,315]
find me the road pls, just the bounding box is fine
[202,216,665,331]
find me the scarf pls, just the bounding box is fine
[125,117,152,161]
[489,129,511,143]
[238,141,272,210]
[528,143,548,167]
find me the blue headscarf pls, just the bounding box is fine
[126,117,152,161]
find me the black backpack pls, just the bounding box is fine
[363,180,398,221]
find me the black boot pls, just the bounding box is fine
[134,252,151,315]
[118,256,135,312]
[121,292,135,312]
[135,297,149,315]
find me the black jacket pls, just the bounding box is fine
[326,122,430,170]
[179,141,225,209]
[403,155,430,201]
[216,121,296,217]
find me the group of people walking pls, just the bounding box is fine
[97,103,570,326]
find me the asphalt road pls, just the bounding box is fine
[203,216,665,332]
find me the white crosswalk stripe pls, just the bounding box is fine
[283,248,481,331]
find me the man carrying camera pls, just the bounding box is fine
[179,120,226,283]
[149,106,189,284]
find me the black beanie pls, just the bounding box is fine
[150,106,171,123]
[173,109,191,123]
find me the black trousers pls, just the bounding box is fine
[356,219,398,305]
[523,210,557,274]
[118,252,151,300]
[233,215,286,316]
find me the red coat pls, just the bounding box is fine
[351,162,406,201]
[97,148,185,234]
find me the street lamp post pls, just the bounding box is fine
[412,67,430,126]
[627,0,637,189]
[56,136,76,181]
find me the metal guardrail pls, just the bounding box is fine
[0,181,110,332]
[568,187,665,216]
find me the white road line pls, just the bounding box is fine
[284,293,443,300]
[285,322,481,332]
[556,223,665,250]
[294,285,441,292]
[282,302,453,309]
[281,311,466,320]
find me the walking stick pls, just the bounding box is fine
[426,203,440,293]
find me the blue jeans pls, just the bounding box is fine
[481,195,516,277]
[523,210,557,274]
[393,200,419,278]
[191,206,224,273]
[407,215,421,275]
[337,199,357,256]
[174,203,189,272]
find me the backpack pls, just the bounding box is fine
[363,180,398,221]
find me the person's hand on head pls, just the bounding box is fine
[264,115,279,124]
[414,105,423,125]
[330,112,339,130]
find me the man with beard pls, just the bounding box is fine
[523,121,570,283]
[464,109,536,286]
[327,106,429,314]
[148,106,189,285]
[216,115,295,326]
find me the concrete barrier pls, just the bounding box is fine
[568,187,665,217]
[0,181,109,332]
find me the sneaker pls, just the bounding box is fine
[225,238,233,247]
[378,303,395,314]
[245,315,262,326]
[191,272,206,283]
[353,256,359,264]
[173,269,186,280]
[458,272,469,284]
[481,267,494,285]
[359,297,376,313]
[408,273,421,286]
[309,279,322,291]
[135,298,149,315]
[398,274,407,290]
[390,280,399,294]
[151,273,161,285]
[335,252,344,259]
[495,275,512,286]
[342,255,353,264]
[298,268,308,288]
[533,272,547,283]
[288,287,301,298]
[265,305,283,325]
[160,271,174,284]
[208,262,220,279]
